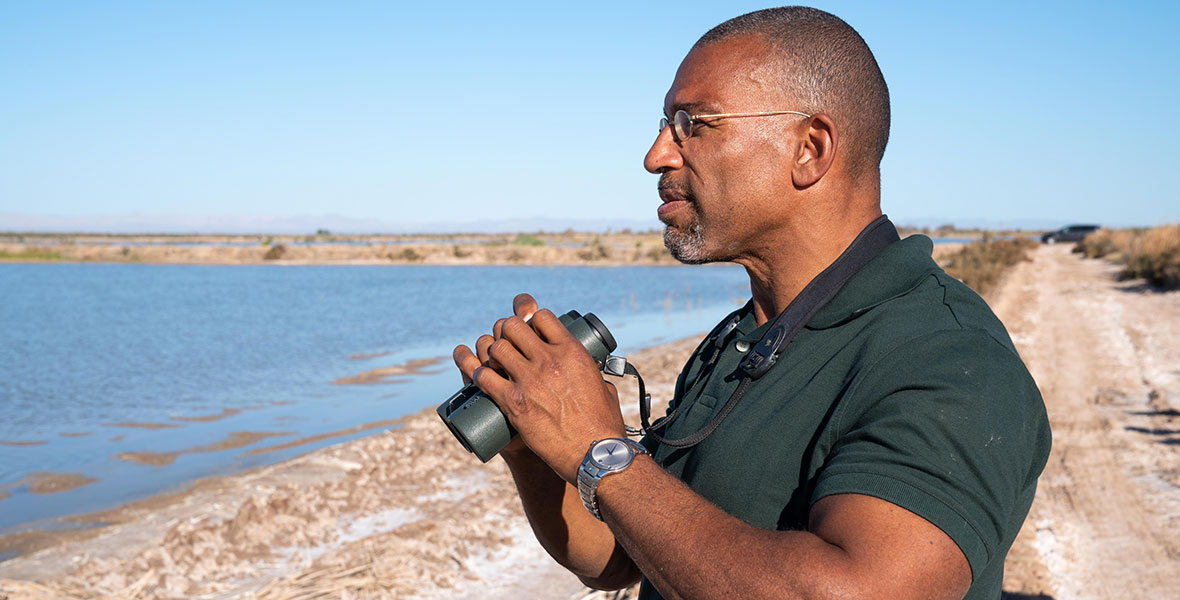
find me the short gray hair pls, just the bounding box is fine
[695,6,891,176]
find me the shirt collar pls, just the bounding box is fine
[729,234,939,341]
[805,234,938,329]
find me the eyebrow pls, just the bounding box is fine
[665,101,716,117]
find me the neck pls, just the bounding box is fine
[738,206,883,326]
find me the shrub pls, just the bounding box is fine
[263,244,287,260]
[577,239,610,261]
[1074,228,1141,261]
[1074,224,1180,288]
[395,247,423,261]
[941,238,1038,296]
[513,234,544,247]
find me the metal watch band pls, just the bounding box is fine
[577,438,647,521]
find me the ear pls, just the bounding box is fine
[791,113,837,189]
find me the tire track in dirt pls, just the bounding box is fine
[992,245,1180,599]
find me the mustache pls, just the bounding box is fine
[658,174,693,199]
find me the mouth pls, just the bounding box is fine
[657,189,692,221]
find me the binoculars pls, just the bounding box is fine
[437,310,617,462]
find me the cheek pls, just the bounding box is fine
[720,138,790,200]
[687,133,788,221]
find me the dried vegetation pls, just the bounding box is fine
[940,237,1039,297]
[1074,224,1180,290]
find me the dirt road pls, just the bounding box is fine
[994,245,1180,599]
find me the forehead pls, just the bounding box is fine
[664,34,787,113]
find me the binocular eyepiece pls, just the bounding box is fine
[437,310,617,462]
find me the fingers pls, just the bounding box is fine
[513,293,539,321]
[452,345,480,384]
[471,365,514,405]
[529,309,577,345]
[487,336,528,374]
[498,316,547,359]
[476,335,495,365]
[466,295,551,385]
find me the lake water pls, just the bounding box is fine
[0,263,750,538]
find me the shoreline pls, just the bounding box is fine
[1,232,971,267]
[0,333,702,598]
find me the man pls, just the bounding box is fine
[452,7,1050,600]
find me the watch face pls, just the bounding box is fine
[590,439,634,469]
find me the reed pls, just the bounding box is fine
[1075,224,1180,289]
[941,238,1039,296]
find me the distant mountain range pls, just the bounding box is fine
[0,211,1082,235]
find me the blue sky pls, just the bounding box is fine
[1,1,1177,232]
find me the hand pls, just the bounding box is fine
[450,294,553,458]
[467,294,627,482]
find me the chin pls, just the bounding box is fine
[664,225,713,265]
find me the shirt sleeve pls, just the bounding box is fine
[811,328,1051,581]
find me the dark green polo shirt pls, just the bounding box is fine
[638,235,1052,600]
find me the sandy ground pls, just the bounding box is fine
[2,244,1178,599]
[990,245,1180,599]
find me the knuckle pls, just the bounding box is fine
[506,387,528,412]
[488,338,510,358]
[503,316,527,335]
[533,308,556,324]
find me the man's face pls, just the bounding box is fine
[645,35,804,264]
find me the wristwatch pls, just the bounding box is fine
[577,437,648,521]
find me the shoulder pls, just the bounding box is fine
[843,267,1042,427]
[853,263,1022,367]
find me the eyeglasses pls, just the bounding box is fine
[659,109,812,142]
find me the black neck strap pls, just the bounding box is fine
[642,215,900,449]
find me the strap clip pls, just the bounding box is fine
[603,355,628,377]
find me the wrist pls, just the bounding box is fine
[577,438,648,521]
[593,452,648,505]
[500,443,540,468]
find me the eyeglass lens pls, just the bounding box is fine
[658,110,695,142]
[673,110,693,141]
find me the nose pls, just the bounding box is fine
[644,124,683,174]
